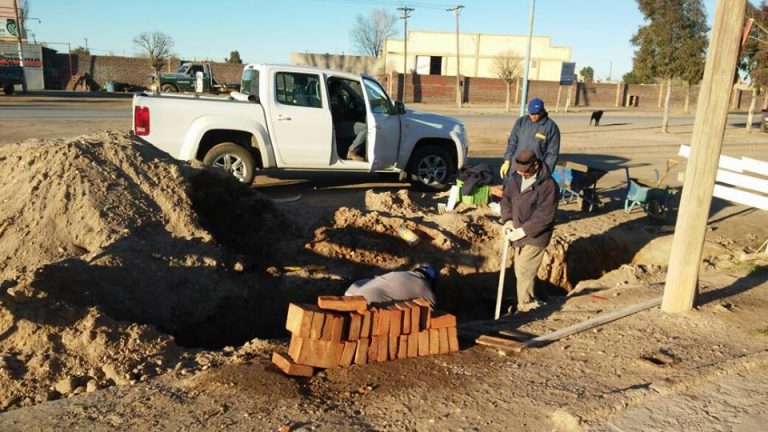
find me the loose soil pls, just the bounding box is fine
[0,98,765,430]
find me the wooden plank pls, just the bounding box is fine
[742,157,768,176]
[317,295,368,312]
[678,144,744,173]
[478,297,662,352]
[272,351,314,377]
[664,0,747,313]
[715,169,768,194]
[713,184,768,210]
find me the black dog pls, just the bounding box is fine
[590,110,604,126]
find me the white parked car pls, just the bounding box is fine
[132,64,468,190]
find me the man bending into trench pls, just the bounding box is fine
[500,149,559,313]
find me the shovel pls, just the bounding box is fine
[494,236,512,320]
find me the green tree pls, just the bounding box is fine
[350,9,397,57]
[579,66,595,83]
[622,71,649,84]
[226,50,243,64]
[630,0,708,132]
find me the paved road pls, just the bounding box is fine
[0,102,760,128]
[0,104,128,119]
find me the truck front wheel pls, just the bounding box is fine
[161,84,178,93]
[2,84,13,95]
[203,143,257,185]
[407,145,455,191]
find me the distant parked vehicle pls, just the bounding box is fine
[152,62,238,94]
[761,110,767,133]
[0,57,24,95]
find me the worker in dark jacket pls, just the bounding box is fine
[500,149,559,312]
[500,98,560,179]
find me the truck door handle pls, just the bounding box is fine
[277,115,292,121]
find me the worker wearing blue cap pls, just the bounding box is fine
[499,97,561,180]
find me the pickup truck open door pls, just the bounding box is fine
[363,78,400,171]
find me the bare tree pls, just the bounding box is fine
[492,50,523,112]
[350,9,398,57]
[133,32,175,92]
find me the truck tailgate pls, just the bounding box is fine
[132,93,267,161]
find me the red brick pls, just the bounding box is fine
[412,299,432,329]
[339,341,357,367]
[388,336,398,361]
[429,329,440,355]
[376,307,391,336]
[438,328,450,355]
[348,313,363,341]
[405,301,422,333]
[354,338,370,365]
[320,312,345,342]
[288,334,303,362]
[388,306,403,337]
[293,337,345,369]
[418,331,430,356]
[430,311,456,329]
[318,295,367,312]
[447,327,460,353]
[272,351,314,377]
[367,336,378,363]
[397,335,408,359]
[407,333,419,358]
[376,335,388,363]
[285,303,314,337]
[309,307,325,339]
[359,310,372,339]
[395,303,411,334]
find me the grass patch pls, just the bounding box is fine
[751,328,768,337]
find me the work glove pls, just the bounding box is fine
[506,227,526,242]
[499,160,511,178]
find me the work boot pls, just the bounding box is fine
[516,300,542,313]
[347,150,365,161]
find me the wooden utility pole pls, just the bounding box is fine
[12,0,27,92]
[662,0,747,313]
[448,5,464,108]
[398,6,414,103]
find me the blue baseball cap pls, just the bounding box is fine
[528,98,544,115]
[414,264,438,281]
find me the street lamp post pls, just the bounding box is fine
[519,0,536,117]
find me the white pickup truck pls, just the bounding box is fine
[132,63,468,190]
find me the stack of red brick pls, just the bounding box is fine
[272,296,459,377]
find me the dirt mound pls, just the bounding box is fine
[0,132,295,411]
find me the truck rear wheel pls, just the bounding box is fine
[203,142,257,185]
[3,84,13,95]
[407,145,455,191]
[161,84,178,93]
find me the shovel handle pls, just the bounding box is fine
[494,239,511,320]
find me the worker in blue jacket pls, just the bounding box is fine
[499,98,561,179]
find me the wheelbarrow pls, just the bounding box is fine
[552,161,608,212]
[624,159,679,222]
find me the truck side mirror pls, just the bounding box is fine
[394,101,406,115]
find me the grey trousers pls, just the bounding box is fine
[513,244,546,305]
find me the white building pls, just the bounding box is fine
[383,31,572,81]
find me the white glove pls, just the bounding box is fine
[506,227,526,242]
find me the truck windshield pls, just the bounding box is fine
[241,68,259,96]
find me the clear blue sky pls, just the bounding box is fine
[28,0,722,80]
